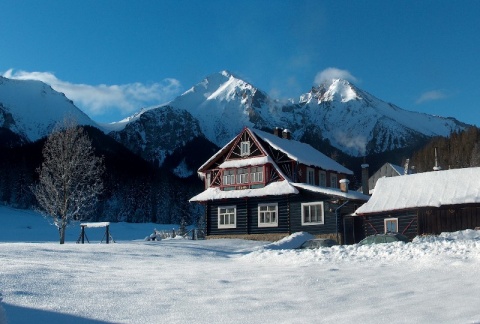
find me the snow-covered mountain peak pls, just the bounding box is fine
[0,76,97,142]
[300,79,362,104]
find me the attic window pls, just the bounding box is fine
[319,171,326,187]
[240,141,250,157]
[330,174,338,189]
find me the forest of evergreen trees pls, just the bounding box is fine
[1,125,479,225]
[409,126,480,172]
[0,126,205,226]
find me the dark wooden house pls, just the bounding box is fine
[353,167,480,240]
[189,127,369,242]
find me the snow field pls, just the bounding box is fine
[1,206,480,323]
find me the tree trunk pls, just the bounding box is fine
[59,225,66,244]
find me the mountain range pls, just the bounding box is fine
[0,71,470,178]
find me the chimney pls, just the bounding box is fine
[282,129,291,140]
[339,179,349,193]
[361,164,369,195]
[274,127,282,137]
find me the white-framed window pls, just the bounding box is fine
[223,169,235,185]
[306,167,315,185]
[301,202,324,225]
[250,166,263,183]
[240,141,250,157]
[258,203,278,227]
[319,171,326,187]
[384,218,398,233]
[236,168,249,184]
[330,173,338,188]
[218,206,236,228]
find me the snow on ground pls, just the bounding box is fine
[1,205,480,324]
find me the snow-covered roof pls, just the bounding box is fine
[252,129,353,175]
[293,183,370,201]
[219,156,274,169]
[189,180,298,202]
[355,167,480,215]
[80,222,110,228]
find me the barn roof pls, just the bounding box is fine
[354,167,480,215]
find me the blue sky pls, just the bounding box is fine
[1,0,479,126]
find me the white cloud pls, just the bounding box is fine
[314,68,358,85]
[415,90,448,104]
[2,69,182,119]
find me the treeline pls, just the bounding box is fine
[410,126,480,172]
[0,126,205,226]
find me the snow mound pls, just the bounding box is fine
[414,229,480,243]
[263,232,315,250]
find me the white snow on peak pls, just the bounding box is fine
[167,71,260,146]
[323,79,361,103]
[0,76,97,141]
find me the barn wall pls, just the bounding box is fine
[418,205,480,235]
[361,211,418,240]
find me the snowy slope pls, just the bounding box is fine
[169,70,281,146]
[2,70,467,158]
[108,105,203,166]
[0,76,98,142]
[1,205,480,324]
[298,79,467,155]
[117,71,467,158]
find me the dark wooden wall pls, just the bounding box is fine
[205,190,361,239]
[361,211,418,240]
[418,205,480,235]
[357,204,480,241]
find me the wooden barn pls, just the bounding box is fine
[189,127,369,242]
[353,167,480,240]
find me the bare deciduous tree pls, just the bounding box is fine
[32,120,104,244]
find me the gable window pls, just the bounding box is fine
[330,173,338,189]
[236,168,248,184]
[301,202,324,225]
[218,206,236,228]
[258,203,278,227]
[307,167,315,185]
[384,218,398,233]
[250,166,263,183]
[319,171,326,187]
[223,169,235,185]
[240,141,250,157]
